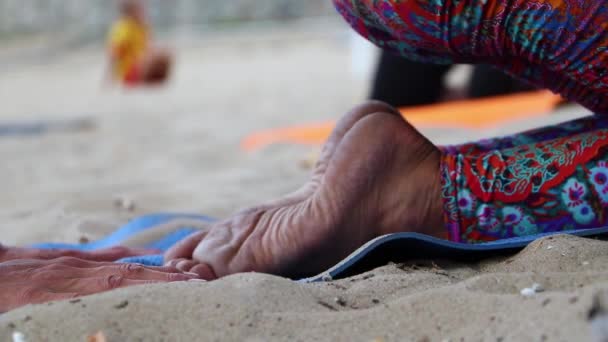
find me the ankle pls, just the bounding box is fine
[417,150,446,238]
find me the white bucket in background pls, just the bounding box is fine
[349,31,378,81]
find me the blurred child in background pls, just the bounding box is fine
[107,0,173,86]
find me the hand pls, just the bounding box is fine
[0,257,199,313]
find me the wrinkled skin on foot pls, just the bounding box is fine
[0,245,199,313]
[166,101,445,280]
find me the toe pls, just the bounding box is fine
[176,259,198,272]
[164,259,181,268]
[164,231,206,262]
[190,263,218,280]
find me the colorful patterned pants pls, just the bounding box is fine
[332,0,608,243]
[333,0,608,114]
[442,115,608,242]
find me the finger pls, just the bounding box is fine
[190,263,218,280]
[0,258,48,272]
[176,259,198,272]
[3,246,158,263]
[164,259,182,268]
[37,256,116,269]
[80,246,161,261]
[136,265,199,274]
[54,246,159,262]
[25,258,198,282]
[10,248,87,261]
[41,257,191,273]
[1,256,155,276]
[164,231,206,262]
[84,264,197,282]
[37,261,199,283]
[0,247,64,262]
[164,258,192,269]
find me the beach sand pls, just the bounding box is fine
[0,19,606,341]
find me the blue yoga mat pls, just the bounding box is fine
[33,213,608,282]
[0,118,93,137]
[302,226,608,282]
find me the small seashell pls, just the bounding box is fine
[299,151,320,170]
[334,297,347,306]
[113,196,136,212]
[583,261,590,266]
[321,274,333,282]
[520,287,536,297]
[12,332,26,342]
[87,331,107,342]
[546,245,554,250]
[188,279,208,283]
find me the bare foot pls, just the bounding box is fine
[165,102,444,279]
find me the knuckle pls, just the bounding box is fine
[174,258,188,265]
[31,269,56,282]
[119,263,145,276]
[165,260,180,268]
[3,262,35,277]
[17,286,40,303]
[68,292,81,299]
[103,275,124,289]
[166,272,187,282]
[54,256,80,264]
[40,262,68,272]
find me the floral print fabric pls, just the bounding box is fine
[333,0,608,114]
[442,115,608,242]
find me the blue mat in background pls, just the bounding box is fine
[32,213,608,281]
[0,118,94,137]
[0,122,51,135]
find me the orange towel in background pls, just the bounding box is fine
[241,91,563,152]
